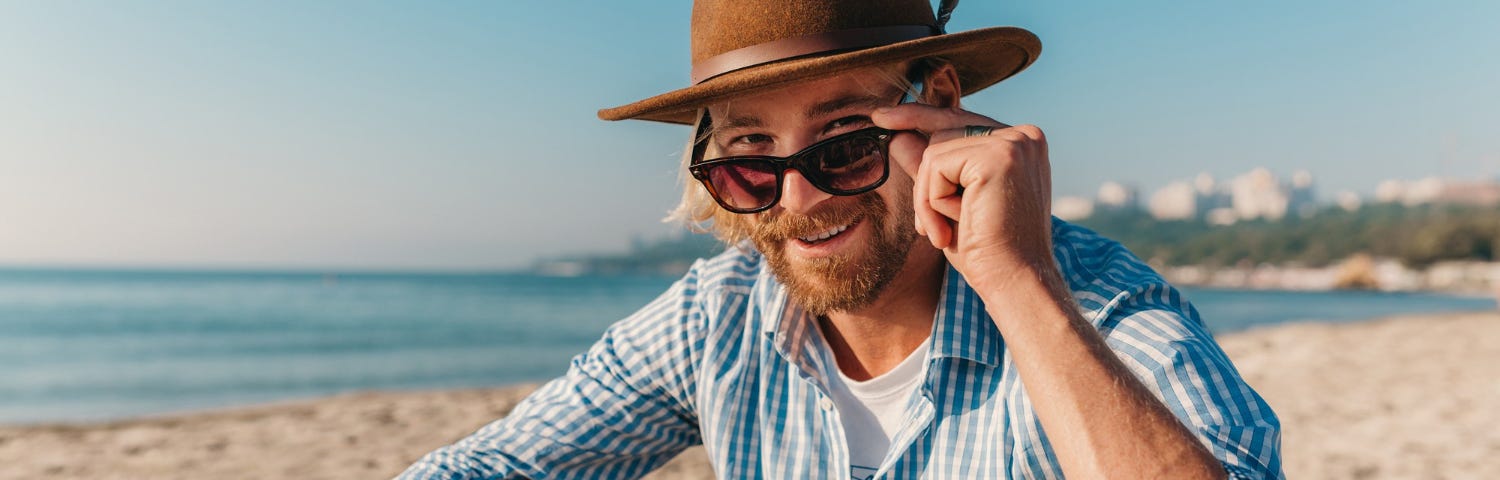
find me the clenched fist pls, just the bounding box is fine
[873,104,1056,294]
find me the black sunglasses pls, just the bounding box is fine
[688,80,924,214]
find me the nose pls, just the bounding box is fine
[777,168,832,215]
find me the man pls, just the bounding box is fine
[402,0,1282,478]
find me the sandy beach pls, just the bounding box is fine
[1,311,1494,479]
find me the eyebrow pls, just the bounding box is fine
[709,91,888,137]
[805,93,887,119]
[715,114,763,131]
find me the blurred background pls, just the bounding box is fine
[1,1,1496,478]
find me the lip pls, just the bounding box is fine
[787,218,863,259]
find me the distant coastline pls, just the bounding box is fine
[530,233,724,277]
[1155,256,1499,297]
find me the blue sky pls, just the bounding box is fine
[2,1,1496,270]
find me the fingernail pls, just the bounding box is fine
[873,107,890,115]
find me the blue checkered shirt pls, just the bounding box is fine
[400,219,1283,479]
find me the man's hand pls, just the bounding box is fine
[873,104,1056,293]
[876,104,1228,479]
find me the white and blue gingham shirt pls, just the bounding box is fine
[401,219,1283,479]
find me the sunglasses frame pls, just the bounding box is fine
[688,79,926,214]
[689,127,896,213]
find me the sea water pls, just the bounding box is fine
[0,268,1490,424]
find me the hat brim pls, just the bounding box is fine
[598,26,1041,125]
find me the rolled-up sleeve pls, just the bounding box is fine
[1095,294,1284,479]
[399,272,706,479]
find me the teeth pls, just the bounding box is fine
[799,223,850,243]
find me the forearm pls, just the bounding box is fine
[981,265,1225,479]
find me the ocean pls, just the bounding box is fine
[0,268,1491,425]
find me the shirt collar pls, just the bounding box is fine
[755,265,831,381]
[927,263,1004,367]
[758,260,1004,369]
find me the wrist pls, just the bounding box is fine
[971,255,1077,331]
[964,247,1063,295]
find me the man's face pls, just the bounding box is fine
[706,69,920,315]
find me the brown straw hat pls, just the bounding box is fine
[598,0,1041,124]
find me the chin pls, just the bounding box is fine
[773,240,910,315]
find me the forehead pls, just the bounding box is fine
[707,68,901,129]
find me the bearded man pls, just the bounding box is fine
[401,1,1282,478]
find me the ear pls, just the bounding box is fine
[923,63,963,108]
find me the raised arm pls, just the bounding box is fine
[872,66,1279,477]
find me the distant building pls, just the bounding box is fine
[1053,196,1095,221]
[1147,181,1196,220]
[1424,179,1500,207]
[1194,172,1216,196]
[1337,191,1362,212]
[1228,168,1291,222]
[1206,208,1239,226]
[1373,177,1500,207]
[1194,172,1231,215]
[1289,169,1317,217]
[1375,179,1407,203]
[1142,168,1315,223]
[1096,181,1139,212]
[1404,177,1445,205]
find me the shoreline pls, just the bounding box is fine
[2,311,1496,479]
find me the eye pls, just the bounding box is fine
[732,133,773,146]
[824,115,871,135]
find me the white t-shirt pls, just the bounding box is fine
[820,338,930,479]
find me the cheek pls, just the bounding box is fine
[880,167,916,212]
[712,206,759,240]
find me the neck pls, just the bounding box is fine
[820,241,945,381]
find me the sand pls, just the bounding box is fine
[1,311,1495,479]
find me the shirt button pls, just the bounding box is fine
[819,398,834,411]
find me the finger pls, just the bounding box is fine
[885,129,933,237]
[873,103,1004,137]
[926,123,1020,147]
[923,151,971,249]
[930,194,963,222]
[887,130,928,179]
[925,152,964,221]
[911,146,927,237]
[924,143,991,199]
[913,140,946,242]
[919,142,958,248]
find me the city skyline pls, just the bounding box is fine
[3,1,1497,270]
[1056,169,1500,225]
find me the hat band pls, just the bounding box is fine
[690,25,938,84]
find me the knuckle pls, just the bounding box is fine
[1015,124,1046,142]
[984,139,1023,158]
[944,108,974,126]
[994,130,1028,144]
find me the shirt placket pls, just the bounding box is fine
[769,303,850,479]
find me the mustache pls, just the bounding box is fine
[751,193,886,241]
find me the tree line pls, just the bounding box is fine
[538,204,1498,275]
[1073,204,1500,268]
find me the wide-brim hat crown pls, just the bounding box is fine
[598,0,1041,125]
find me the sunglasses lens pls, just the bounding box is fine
[705,161,779,211]
[805,133,887,192]
[693,129,891,213]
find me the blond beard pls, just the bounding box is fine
[715,180,916,315]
